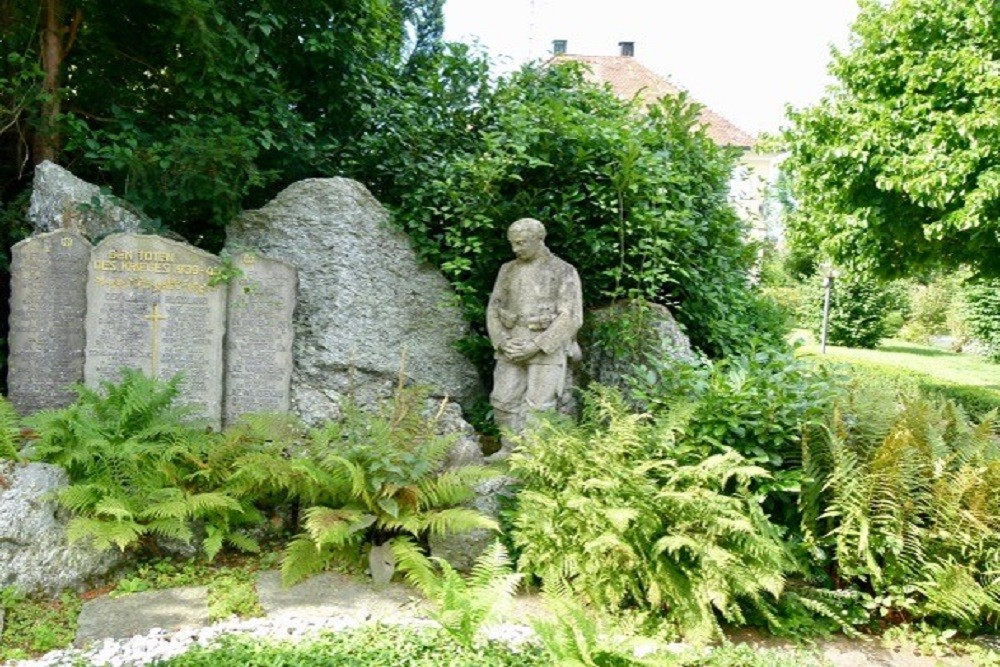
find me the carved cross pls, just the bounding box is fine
[144,304,167,376]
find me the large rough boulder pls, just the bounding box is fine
[0,461,122,595]
[29,161,147,239]
[225,178,482,423]
[578,300,698,400]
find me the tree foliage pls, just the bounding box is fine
[344,56,772,361]
[0,0,445,248]
[782,0,1000,278]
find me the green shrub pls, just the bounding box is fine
[814,269,895,349]
[345,57,779,368]
[963,279,1000,362]
[25,370,265,558]
[632,345,839,528]
[0,396,22,460]
[509,387,794,640]
[801,376,1000,632]
[898,274,963,344]
[232,384,499,586]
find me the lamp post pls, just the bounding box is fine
[820,268,837,354]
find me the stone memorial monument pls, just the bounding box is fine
[487,218,583,456]
[7,230,92,414]
[223,254,297,423]
[85,233,227,428]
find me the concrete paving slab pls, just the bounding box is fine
[74,586,209,648]
[257,570,427,622]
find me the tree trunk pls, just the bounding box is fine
[34,0,80,165]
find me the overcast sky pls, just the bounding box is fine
[443,0,861,136]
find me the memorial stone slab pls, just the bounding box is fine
[223,254,297,426]
[7,230,92,414]
[85,234,226,428]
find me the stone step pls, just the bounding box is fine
[74,586,209,648]
[256,570,427,622]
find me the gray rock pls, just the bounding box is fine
[0,461,122,596]
[433,399,485,469]
[579,300,698,401]
[225,178,482,424]
[29,161,146,239]
[429,475,514,572]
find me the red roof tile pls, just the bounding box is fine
[552,54,755,149]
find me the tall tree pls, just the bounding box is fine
[0,0,443,247]
[782,0,1000,278]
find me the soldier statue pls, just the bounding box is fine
[487,218,582,457]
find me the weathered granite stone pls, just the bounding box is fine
[225,178,481,423]
[429,476,514,572]
[223,254,297,426]
[579,300,697,401]
[0,461,122,595]
[29,161,146,239]
[85,234,227,428]
[434,400,485,469]
[7,230,92,414]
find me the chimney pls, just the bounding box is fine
[553,39,567,55]
[618,41,634,57]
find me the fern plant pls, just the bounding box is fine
[0,396,21,460]
[530,579,678,667]
[510,386,794,641]
[25,370,266,559]
[801,374,1000,631]
[392,538,522,648]
[275,383,499,586]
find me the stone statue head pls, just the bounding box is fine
[507,218,547,262]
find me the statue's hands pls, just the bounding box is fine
[504,339,540,363]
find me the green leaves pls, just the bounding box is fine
[26,370,270,559]
[783,0,1000,278]
[278,383,498,586]
[344,54,769,362]
[510,386,795,640]
[802,376,1000,630]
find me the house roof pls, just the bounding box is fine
[552,54,755,149]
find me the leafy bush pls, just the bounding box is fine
[815,269,896,349]
[393,539,521,649]
[0,396,22,460]
[509,387,793,640]
[801,377,1000,631]
[344,56,777,368]
[898,274,963,344]
[632,345,839,528]
[963,279,1000,362]
[25,370,264,558]
[231,384,499,586]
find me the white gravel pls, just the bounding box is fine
[10,614,535,667]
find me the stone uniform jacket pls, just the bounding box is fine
[487,249,583,365]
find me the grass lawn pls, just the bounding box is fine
[792,331,1000,391]
[790,331,1000,421]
